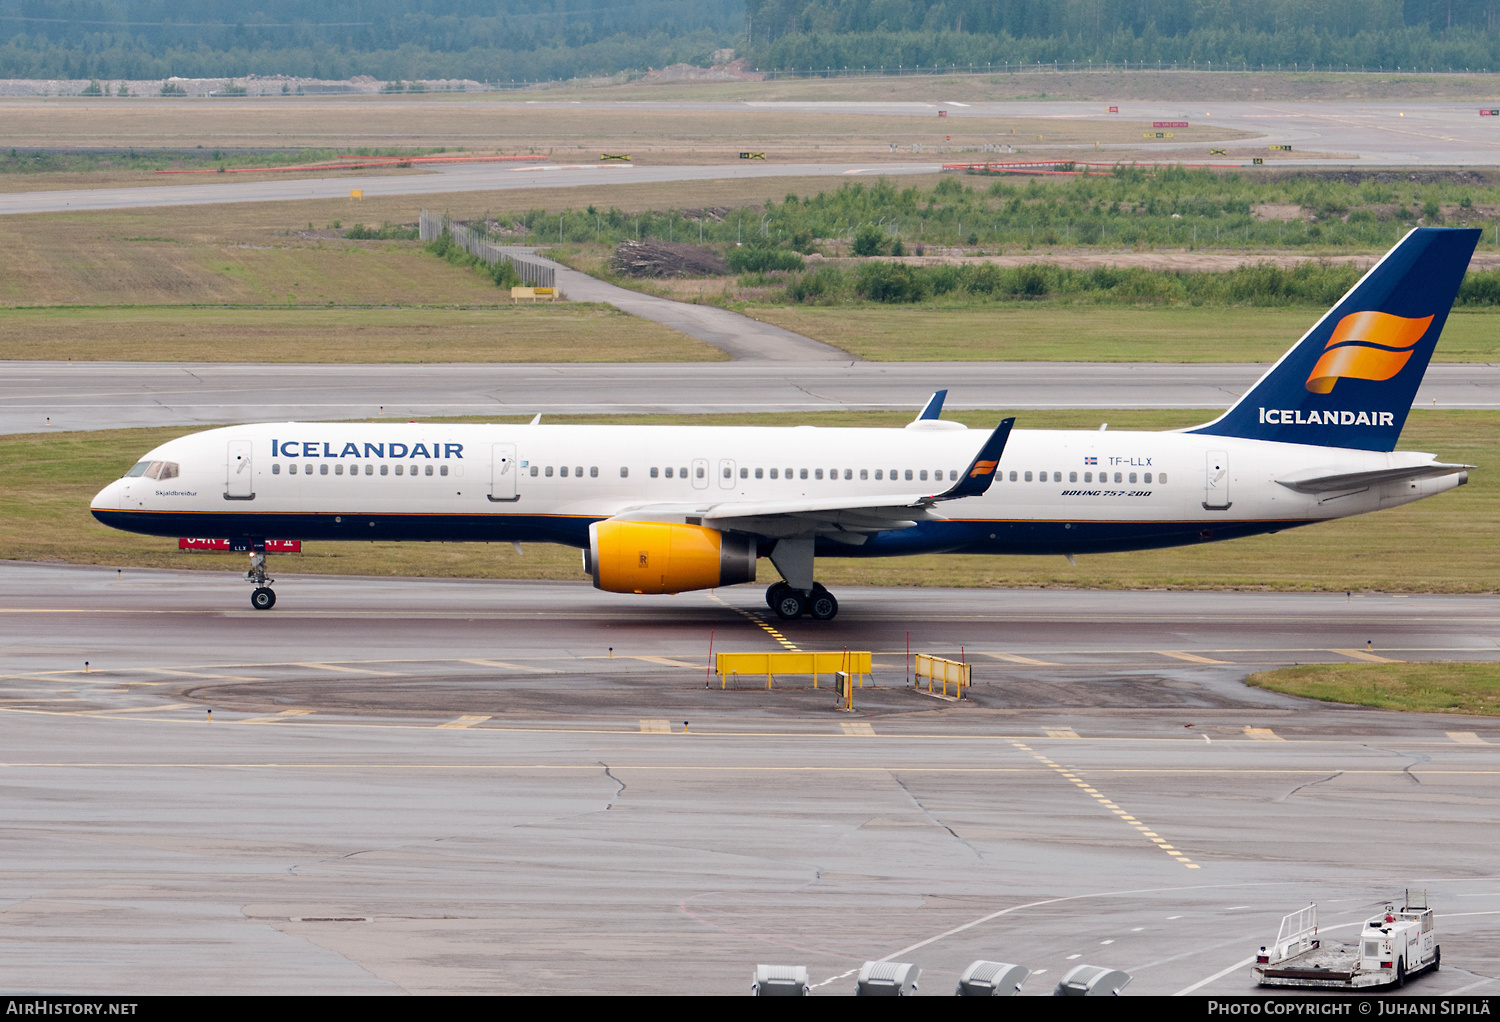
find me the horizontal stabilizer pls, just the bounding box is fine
[1276,461,1473,494]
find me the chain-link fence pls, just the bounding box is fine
[419,209,555,288]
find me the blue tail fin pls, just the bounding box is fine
[1188,227,1478,452]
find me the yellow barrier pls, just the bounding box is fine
[717,650,872,690]
[511,286,557,302]
[349,189,363,199]
[915,654,970,698]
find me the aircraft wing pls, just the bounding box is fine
[606,418,1015,542]
[1275,459,1473,494]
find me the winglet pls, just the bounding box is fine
[932,417,1014,500]
[914,389,948,422]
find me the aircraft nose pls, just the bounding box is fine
[91,478,123,510]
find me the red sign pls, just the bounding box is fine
[1108,105,1119,113]
[179,538,302,552]
[938,109,947,117]
[1153,121,1189,128]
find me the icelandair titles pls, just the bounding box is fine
[1259,408,1396,426]
[271,440,464,459]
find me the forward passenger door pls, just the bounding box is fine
[489,443,519,503]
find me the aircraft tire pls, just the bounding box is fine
[251,587,276,611]
[809,590,838,621]
[772,589,806,621]
[766,582,789,610]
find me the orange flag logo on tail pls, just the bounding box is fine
[1304,311,1433,394]
[969,460,998,478]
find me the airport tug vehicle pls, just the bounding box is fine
[1253,895,1439,989]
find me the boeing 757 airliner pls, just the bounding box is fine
[92,227,1479,620]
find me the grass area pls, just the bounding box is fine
[746,305,1500,362]
[0,305,721,362]
[7,409,1496,592]
[1246,663,1500,716]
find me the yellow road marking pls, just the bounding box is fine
[639,719,671,733]
[707,592,800,651]
[144,668,267,681]
[1447,731,1488,745]
[292,662,400,676]
[1332,648,1401,663]
[841,722,876,736]
[436,714,492,730]
[1156,651,1233,665]
[1012,741,1200,869]
[982,652,1061,666]
[239,709,314,725]
[1045,728,1081,739]
[631,656,699,669]
[1243,727,1285,741]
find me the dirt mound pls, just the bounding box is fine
[611,240,728,277]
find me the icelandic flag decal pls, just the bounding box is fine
[1084,456,1097,465]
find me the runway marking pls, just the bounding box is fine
[1012,741,1200,869]
[1173,956,1258,996]
[841,722,876,737]
[292,662,401,676]
[630,656,699,669]
[457,659,540,672]
[982,652,1061,666]
[436,715,492,729]
[707,592,800,651]
[75,703,193,715]
[238,708,314,725]
[639,719,671,733]
[1044,727,1081,739]
[1243,727,1285,741]
[1332,648,1401,663]
[1156,651,1233,665]
[143,668,267,681]
[1448,731,1488,745]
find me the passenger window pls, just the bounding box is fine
[724,466,732,479]
[740,467,748,478]
[875,470,883,480]
[426,465,434,476]
[755,468,763,479]
[1084,471,1092,482]
[769,468,778,479]
[650,467,659,478]
[560,466,569,477]
[366,464,373,475]
[317,464,325,476]
[335,464,343,476]
[530,466,538,476]
[1052,471,1060,482]
[1144,472,1152,483]
[590,466,598,478]
[680,467,688,478]
[664,467,672,478]
[1159,472,1168,483]
[1114,472,1122,483]
[1069,471,1077,482]
[410,464,418,477]
[1024,471,1033,482]
[395,465,404,476]
[380,464,388,476]
[620,467,629,478]
[919,470,928,481]
[125,461,152,477]
[304,464,312,475]
[1008,470,1017,481]
[1129,472,1137,483]
[441,465,449,476]
[860,469,868,480]
[904,469,913,481]
[272,463,281,475]
[844,469,852,480]
[815,469,823,480]
[784,467,792,478]
[577,466,584,477]
[545,466,554,477]
[800,468,808,480]
[949,470,957,481]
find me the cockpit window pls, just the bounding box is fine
[127,460,179,480]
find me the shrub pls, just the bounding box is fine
[851,223,886,256]
[727,247,805,273]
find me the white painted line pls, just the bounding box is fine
[1045,728,1081,739]
[1331,648,1400,663]
[293,662,399,676]
[631,656,700,669]
[1066,954,1081,960]
[841,722,876,736]
[639,719,671,733]
[1156,650,1233,665]
[1173,956,1256,996]
[238,708,314,725]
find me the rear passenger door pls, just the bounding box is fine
[489,443,519,503]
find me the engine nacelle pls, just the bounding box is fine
[585,521,757,594]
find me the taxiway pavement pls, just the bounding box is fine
[6,360,1498,434]
[2,562,1497,995]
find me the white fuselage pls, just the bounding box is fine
[91,420,1463,560]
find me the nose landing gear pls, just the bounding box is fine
[246,549,276,610]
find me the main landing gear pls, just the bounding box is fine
[246,549,276,610]
[765,581,839,621]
